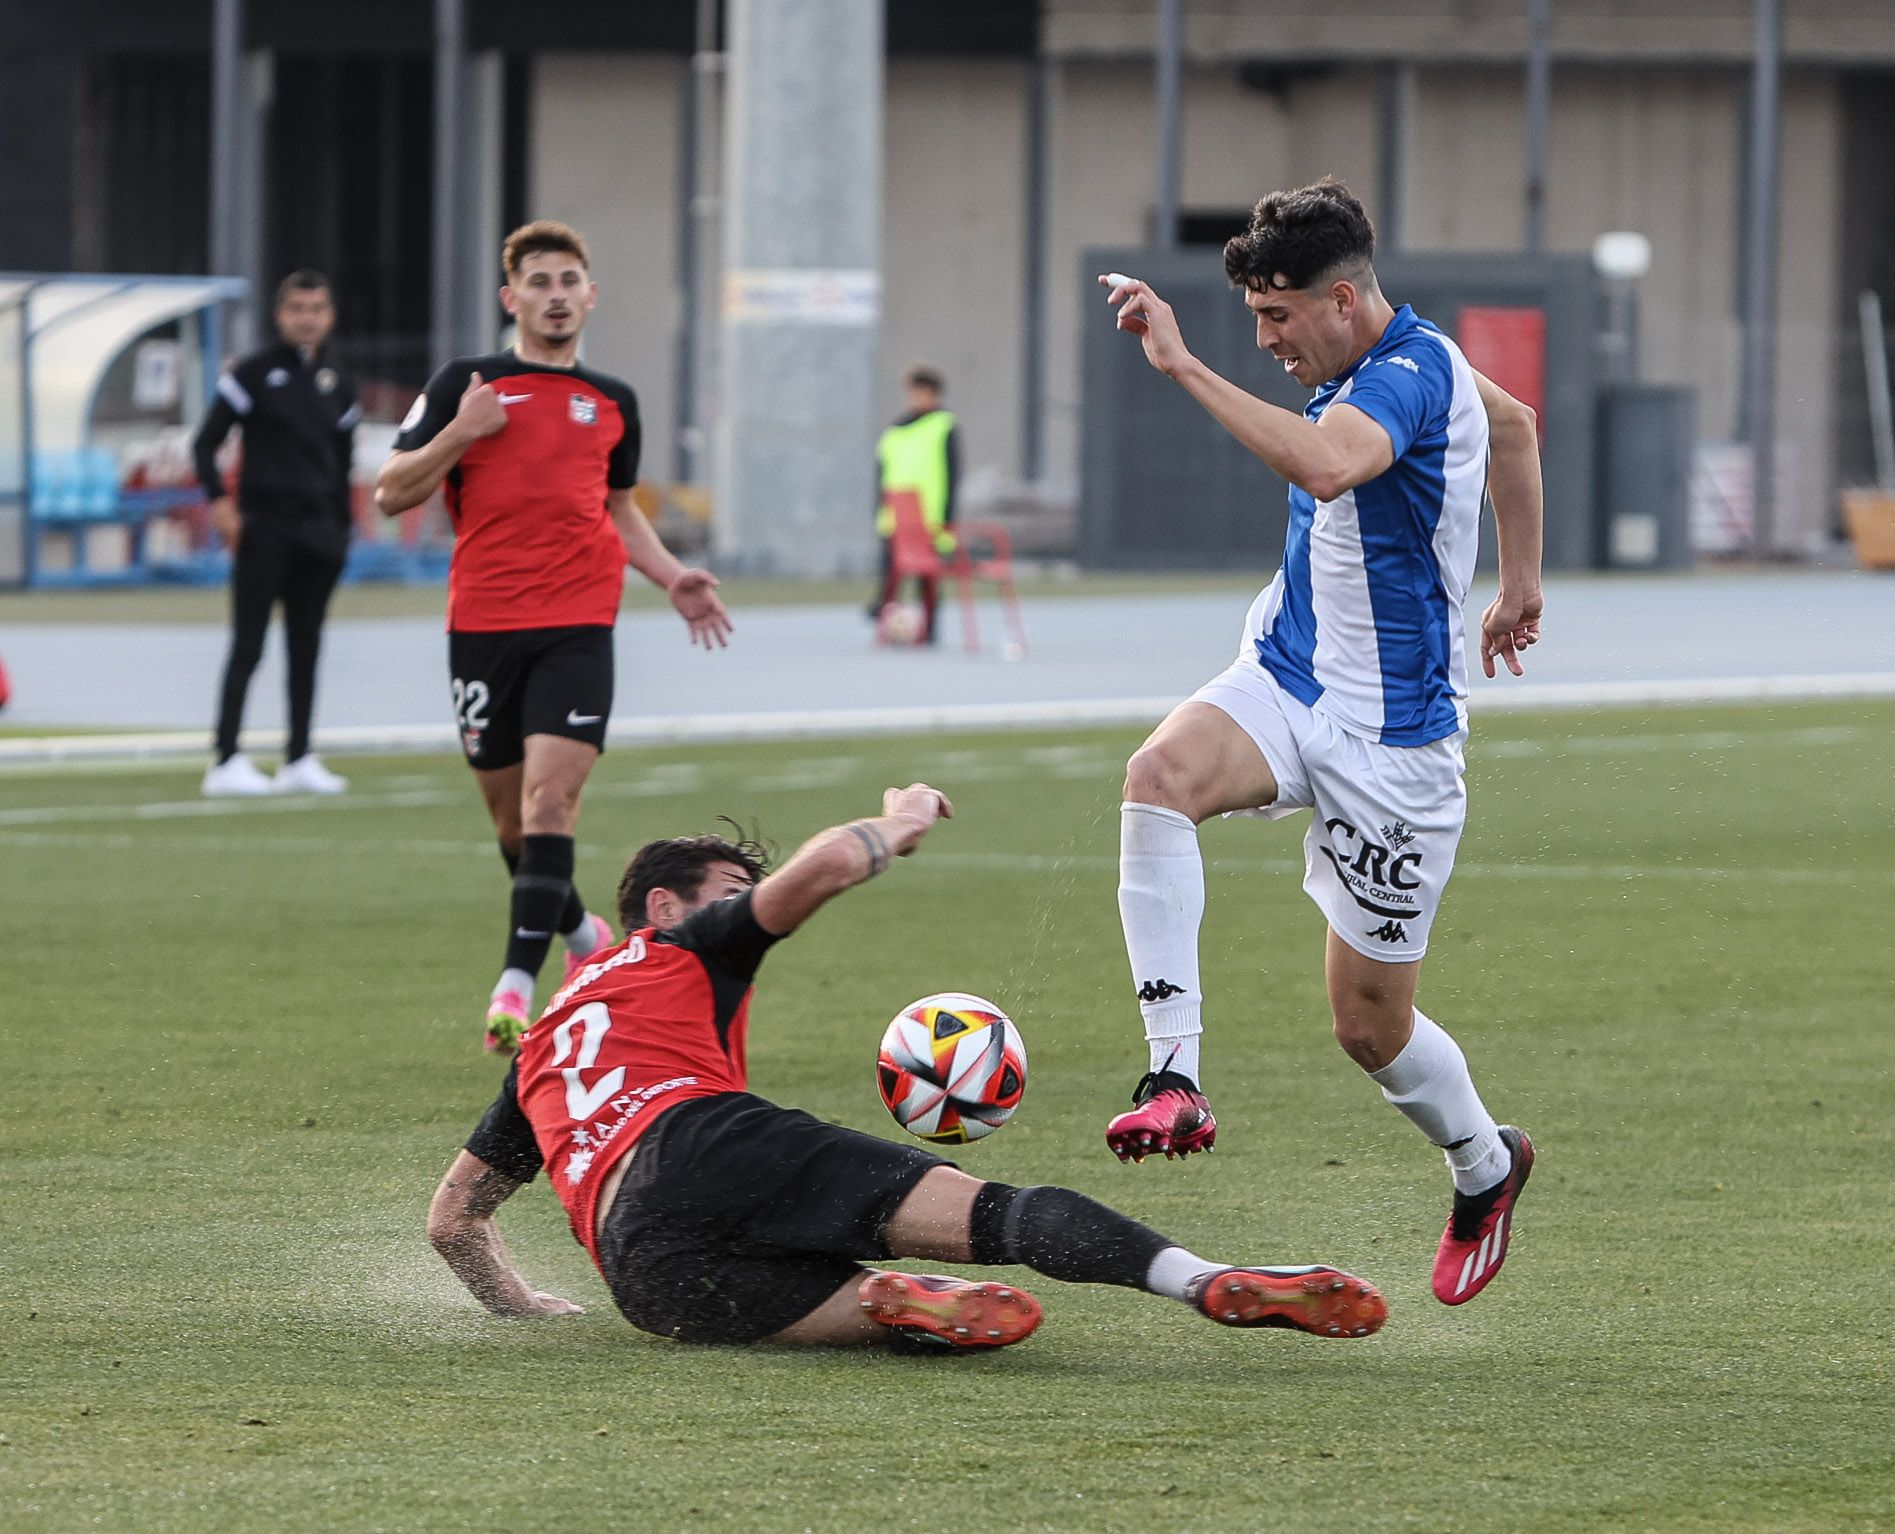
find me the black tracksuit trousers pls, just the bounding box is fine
[213,517,346,763]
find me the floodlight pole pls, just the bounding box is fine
[1524,0,1553,253]
[430,0,465,370]
[1154,0,1183,249]
[1741,0,1782,554]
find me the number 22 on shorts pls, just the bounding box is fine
[451,676,490,732]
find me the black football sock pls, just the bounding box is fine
[968,1183,1171,1291]
[504,833,574,978]
[501,838,586,935]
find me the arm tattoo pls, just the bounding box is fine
[845,820,892,877]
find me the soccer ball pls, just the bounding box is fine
[876,993,1027,1144]
[878,601,925,646]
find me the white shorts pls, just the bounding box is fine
[1189,657,1468,963]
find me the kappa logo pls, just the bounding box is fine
[569,392,597,425]
[1381,355,1420,374]
[1366,920,1409,944]
[1137,979,1185,1003]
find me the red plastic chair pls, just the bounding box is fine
[877,490,1028,655]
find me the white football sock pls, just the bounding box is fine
[1368,1009,1508,1194]
[493,967,535,1002]
[561,910,605,956]
[1145,1245,1224,1301]
[1119,802,1206,1085]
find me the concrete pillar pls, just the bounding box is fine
[715,0,882,576]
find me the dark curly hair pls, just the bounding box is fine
[616,819,773,929]
[1223,178,1377,293]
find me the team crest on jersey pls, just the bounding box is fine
[569,393,597,425]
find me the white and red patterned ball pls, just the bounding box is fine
[876,992,1027,1144]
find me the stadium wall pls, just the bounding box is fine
[528,52,1849,550]
[529,54,685,484]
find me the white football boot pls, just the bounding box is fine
[274,754,349,795]
[201,753,276,798]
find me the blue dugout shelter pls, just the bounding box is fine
[0,273,247,589]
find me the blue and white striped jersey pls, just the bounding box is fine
[1249,305,1489,747]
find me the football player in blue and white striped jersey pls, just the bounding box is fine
[1099,180,1541,1307]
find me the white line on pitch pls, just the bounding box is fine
[1475,724,1861,759]
[0,830,1877,889]
[0,788,459,827]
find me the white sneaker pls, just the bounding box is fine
[202,753,276,797]
[274,754,348,795]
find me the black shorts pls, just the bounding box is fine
[596,1092,950,1345]
[447,625,614,771]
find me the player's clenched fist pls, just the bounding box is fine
[884,783,952,851]
[454,370,510,440]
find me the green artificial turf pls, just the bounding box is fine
[2,702,1890,1532]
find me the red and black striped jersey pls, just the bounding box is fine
[395,351,640,633]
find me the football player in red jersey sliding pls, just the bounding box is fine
[427,787,1389,1351]
[377,220,732,1054]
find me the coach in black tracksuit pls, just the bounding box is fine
[192,270,360,793]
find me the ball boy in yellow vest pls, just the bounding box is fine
[872,364,959,643]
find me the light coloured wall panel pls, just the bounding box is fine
[882,59,1030,482]
[1046,0,1895,66]
[1044,61,1382,485]
[529,53,683,484]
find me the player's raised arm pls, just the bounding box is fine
[750,784,952,937]
[1097,274,1392,502]
[426,1149,585,1318]
[375,368,508,516]
[1472,370,1545,678]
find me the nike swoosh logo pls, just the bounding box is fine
[498,392,532,404]
[567,711,603,726]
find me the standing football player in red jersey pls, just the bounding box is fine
[426,786,1390,1352]
[377,221,732,1053]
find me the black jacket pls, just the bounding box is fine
[192,341,360,525]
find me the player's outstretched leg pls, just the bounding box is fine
[887,1170,1385,1341]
